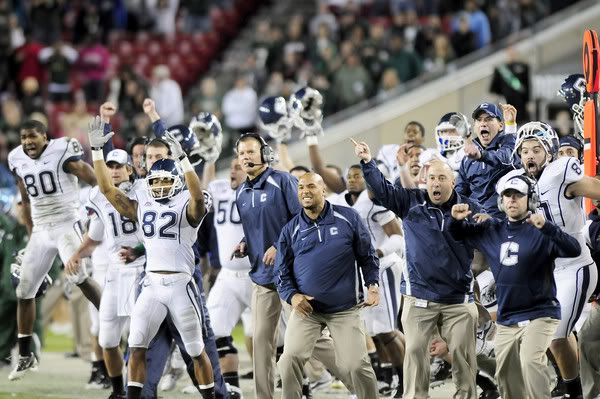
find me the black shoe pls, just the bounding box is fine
[108,392,126,399]
[302,382,312,399]
[479,390,500,399]
[430,359,452,385]
[240,369,253,379]
[379,382,394,397]
[65,351,80,358]
[552,379,566,399]
[8,353,38,381]
[86,367,110,389]
[393,385,403,398]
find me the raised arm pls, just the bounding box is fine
[163,132,206,227]
[307,139,346,194]
[535,216,581,258]
[275,142,295,172]
[88,116,138,220]
[65,160,97,186]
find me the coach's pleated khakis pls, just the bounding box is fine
[279,306,377,399]
[494,317,559,399]
[579,303,600,399]
[401,296,478,399]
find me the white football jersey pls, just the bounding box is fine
[208,179,250,271]
[134,187,199,275]
[86,181,145,268]
[345,190,401,268]
[498,157,593,270]
[8,137,84,226]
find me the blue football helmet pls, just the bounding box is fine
[258,96,293,142]
[146,158,184,201]
[435,112,471,154]
[166,124,203,166]
[557,74,587,135]
[188,112,223,163]
[513,121,560,166]
[11,249,52,298]
[288,87,324,136]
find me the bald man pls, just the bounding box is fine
[354,140,482,399]
[275,172,380,399]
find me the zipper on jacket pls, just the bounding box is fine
[299,223,322,242]
[429,207,445,230]
[251,190,255,207]
[316,222,322,242]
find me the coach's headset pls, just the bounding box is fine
[497,175,539,213]
[234,132,276,165]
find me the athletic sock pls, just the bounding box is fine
[223,371,240,388]
[111,375,124,394]
[198,383,216,399]
[127,383,143,399]
[17,335,32,357]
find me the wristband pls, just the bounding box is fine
[305,136,319,146]
[92,149,104,161]
[180,157,194,173]
[505,121,516,126]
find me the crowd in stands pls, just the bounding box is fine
[0,0,582,172]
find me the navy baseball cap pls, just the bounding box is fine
[472,103,503,121]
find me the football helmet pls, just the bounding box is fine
[513,121,559,166]
[166,124,203,166]
[435,112,471,154]
[258,96,293,142]
[288,87,324,136]
[146,159,184,201]
[11,249,52,298]
[188,112,223,163]
[557,74,587,135]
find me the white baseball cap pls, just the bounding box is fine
[106,149,130,166]
[498,175,529,196]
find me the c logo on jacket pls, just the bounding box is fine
[500,241,519,266]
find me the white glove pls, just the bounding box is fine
[87,115,114,149]
[163,131,186,161]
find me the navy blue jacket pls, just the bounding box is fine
[456,132,515,218]
[236,168,301,286]
[362,159,479,304]
[275,201,379,313]
[585,209,600,298]
[450,217,581,326]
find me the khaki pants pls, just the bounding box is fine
[495,317,559,399]
[579,303,600,399]
[252,283,355,399]
[278,305,378,399]
[401,295,478,399]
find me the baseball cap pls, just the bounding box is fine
[559,134,582,150]
[106,149,130,166]
[472,103,503,121]
[498,175,529,196]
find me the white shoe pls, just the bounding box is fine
[310,370,333,391]
[160,368,183,391]
[8,353,38,381]
[227,383,244,399]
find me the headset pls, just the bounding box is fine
[234,132,275,166]
[497,175,539,213]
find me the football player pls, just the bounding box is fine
[7,119,103,381]
[67,149,145,399]
[88,117,216,399]
[500,121,600,398]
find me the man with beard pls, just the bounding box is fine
[499,121,600,399]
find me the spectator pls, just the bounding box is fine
[331,50,373,109]
[20,77,45,116]
[386,34,422,83]
[39,41,78,103]
[309,2,338,37]
[180,0,211,32]
[9,14,25,50]
[378,68,400,100]
[187,77,222,120]
[149,64,184,127]
[451,13,477,58]
[77,34,110,104]
[453,0,491,49]
[0,98,24,148]
[554,110,573,137]
[403,9,421,51]
[487,1,520,41]
[29,0,62,45]
[147,0,180,36]
[489,47,531,124]
[413,15,442,60]
[221,75,258,135]
[12,33,44,92]
[519,0,548,29]
[424,33,455,72]
[60,93,93,146]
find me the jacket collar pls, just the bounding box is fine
[299,201,336,227]
[425,190,460,212]
[244,167,273,189]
